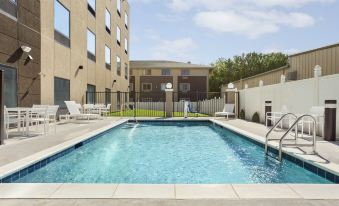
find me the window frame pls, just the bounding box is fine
[87,29,96,62]
[124,38,128,54]
[124,63,128,80]
[1,64,17,107]
[141,83,152,92]
[125,12,128,29]
[161,69,171,76]
[54,77,70,109]
[105,8,111,34]
[105,88,111,105]
[181,69,190,76]
[179,83,190,92]
[0,0,18,20]
[116,56,121,76]
[129,83,134,92]
[54,0,70,47]
[117,0,121,16]
[116,26,121,46]
[86,84,96,104]
[105,45,111,70]
[87,0,96,17]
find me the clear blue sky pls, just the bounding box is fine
[129,0,339,65]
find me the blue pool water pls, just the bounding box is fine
[14,121,331,183]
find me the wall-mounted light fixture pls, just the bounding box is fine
[78,65,84,70]
[38,72,46,77]
[112,79,117,87]
[21,45,32,53]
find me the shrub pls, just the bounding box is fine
[240,109,245,120]
[252,112,260,123]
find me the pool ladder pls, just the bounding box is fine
[265,113,317,162]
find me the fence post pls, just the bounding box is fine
[324,100,337,141]
[134,91,136,118]
[165,89,173,118]
[0,70,4,145]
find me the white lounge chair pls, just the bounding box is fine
[60,101,100,121]
[215,104,235,119]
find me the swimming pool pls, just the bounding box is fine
[3,121,334,183]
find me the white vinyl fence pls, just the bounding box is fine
[239,73,339,136]
[174,97,225,116]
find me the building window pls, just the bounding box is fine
[124,63,128,80]
[117,0,121,16]
[116,26,121,46]
[161,69,171,76]
[105,45,111,70]
[179,83,190,92]
[87,29,96,62]
[144,69,151,75]
[87,0,96,17]
[105,9,111,34]
[160,83,167,91]
[142,83,152,92]
[181,69,190,76]
[87,84,96,104]
[124,38,128,54]
[1,64,17,107]
[54,0,70,47]
[105,88,111,105]
[0,0,17,19]
[125,12,128,29]
[129,83,134,92]
[116,56,121,76]
[54,77,70,108]
[130,69,133,76]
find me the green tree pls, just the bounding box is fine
[209,52,288,92]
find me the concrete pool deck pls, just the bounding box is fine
[0,117,338,201]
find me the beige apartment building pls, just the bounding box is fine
[0,0,129,109]
[130,61,213,102]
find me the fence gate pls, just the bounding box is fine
[173,92,225,117]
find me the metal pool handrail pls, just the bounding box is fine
[278,114,317,161]
[265,113,298,155]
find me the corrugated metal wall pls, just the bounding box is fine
[227,44,339,90]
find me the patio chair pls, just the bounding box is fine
[215,104,235,119]
[60,101,100,121]
[46,105,59,133]
[83,104,94,114]
[101,104,111,116]
[27,106,49,135]
[4,106,25,139]
[265,105,289,127]
[298,106,324,137]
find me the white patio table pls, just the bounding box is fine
[6,107,47,136]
